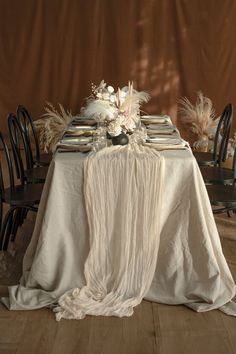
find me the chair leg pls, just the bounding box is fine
[3,209,14,248]
[0,205,38,250]
[17,207,27,227]
[0,210,14,250]
[10,209,22,243]
[0,200,3,231]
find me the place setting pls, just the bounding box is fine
[140,114,172,124]
[56,117,97,153]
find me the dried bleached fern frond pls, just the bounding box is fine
[34,102,73,152]
[178,92,216,138]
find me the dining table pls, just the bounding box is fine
[1,115,236,320]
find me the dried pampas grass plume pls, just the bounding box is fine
[34,102,73,152]
[178,91,216,138]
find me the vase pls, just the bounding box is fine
[111,132,129,146]
[193,136,209,152]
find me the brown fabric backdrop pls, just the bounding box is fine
[0,0,235,138]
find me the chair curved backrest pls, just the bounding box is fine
[8,113,27,184]
[233,147,236,178]
[16,105,40,168]
[0,131,15,191]
[213,103,233,166]
[0,131,17,237]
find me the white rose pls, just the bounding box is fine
[107,121,122,136]
[124,118,136,131]
[107,86,114,93]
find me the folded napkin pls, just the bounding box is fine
[147,128,177,135]
[65,125,96,137]
[56,143,93,153]
[141,118,167,124]
[141,115,172,125]
[64,130,95,137]
[148,133,180,139]
[146,137,182,145]
[146,123,175,130]
[144,142,187,151]
[71,120,97,126]
[72,115,96,122]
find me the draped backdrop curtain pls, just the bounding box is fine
[0,0,235,137]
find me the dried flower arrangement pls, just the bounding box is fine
[178,92,218,151]
[82,80,150,137]
[34,103,73,152]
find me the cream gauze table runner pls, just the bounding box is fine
[2,144,236,318]
[54,144,164,320]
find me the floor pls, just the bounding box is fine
[0,212,235,354]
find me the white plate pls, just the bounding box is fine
[141,114,170,119]
[67,125,97,131]
[146,137,183,145]
[141,118,167,124]
[146,124,175,130]
[148,134,179,139]
[72,115,95,120]
[60,137,93,145]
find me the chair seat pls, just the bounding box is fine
[37,153,52,166]
[24,166,48,183]
[206,185,236,207]
[200,166,235,184]
[193,151,215,166]
[3,183,43,205]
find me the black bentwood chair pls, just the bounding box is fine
[200,147,236,185]
[206,184,236,214]
[8,113,48,184]
[16,105,51,167]
[205,148,236,215]
[193,103,233,166]
[0,132,43,250]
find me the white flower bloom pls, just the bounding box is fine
[124,118,136,131]
[119,97,126,105]
[96,92,103,99]
[107,86,114,93]
[107,120,122,136]
[109,94,116,103]
[102,93,110,100]
[120,90,127,98]
[86,80,150,138]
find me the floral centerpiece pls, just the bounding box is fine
[81,80,150,143]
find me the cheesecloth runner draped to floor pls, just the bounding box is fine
[54,144,164,320]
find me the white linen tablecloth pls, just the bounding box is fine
[2,145,236,316]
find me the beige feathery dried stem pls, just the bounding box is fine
[34,102,73,152]
[178,91,216,138]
